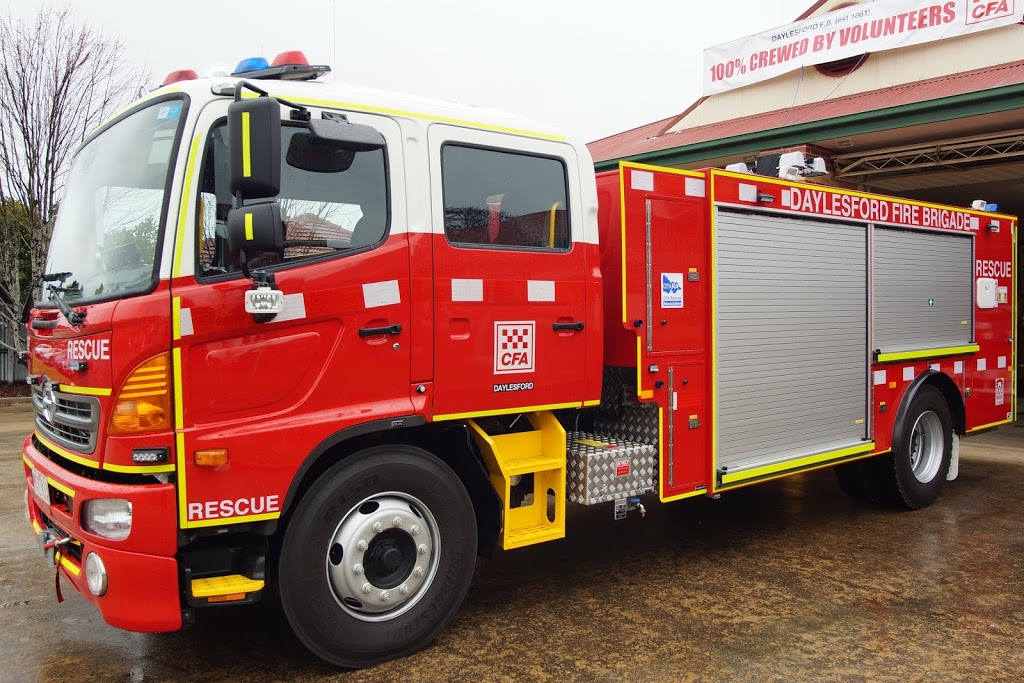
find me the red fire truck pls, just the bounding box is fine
[21,52,1016,667]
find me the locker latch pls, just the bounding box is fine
[687,270,700,282]
[688,416,700,429]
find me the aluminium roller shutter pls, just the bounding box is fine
[873,228,973,353]
[715,210,868,474]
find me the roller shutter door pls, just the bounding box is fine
[716,210,868,473]
[873,228,973,353]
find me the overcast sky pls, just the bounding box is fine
[6,1,809,141]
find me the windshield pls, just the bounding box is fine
[41,98,186,304]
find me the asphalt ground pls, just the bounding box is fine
[2,403,1023,682]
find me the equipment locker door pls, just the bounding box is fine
[169,104,413,528]
[714,210,870,484]
[428,125,589,418]
[646,198,707,353]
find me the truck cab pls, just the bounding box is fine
[22,53,602,665]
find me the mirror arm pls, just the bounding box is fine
[233,79,309,119]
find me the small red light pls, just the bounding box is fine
[162,69,198,86]
[271,51,309,67]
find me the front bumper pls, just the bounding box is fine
[23,435,182,632]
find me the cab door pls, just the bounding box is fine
[427,126,589,418]
[168,101,411,528]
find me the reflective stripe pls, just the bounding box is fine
[968,419,1012,433]
[242,92,565,142]
[60,386,111,397]
[35,432,99,470]
[434,402,582,422]
[47,478,76,499]
[241,111,252,177]
[187,512,281,529]
[876,345,980,363]
[720,442,875,486]
[173,135,202,278]
[172,297,182,341]
[244,212,253,240]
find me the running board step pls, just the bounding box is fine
[190,574,264,604]
[468,411,566,550]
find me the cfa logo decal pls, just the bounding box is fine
[494,321,535,374]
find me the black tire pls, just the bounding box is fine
[870,385,953,510]
[833,460,878,502]
[278,445,477,668]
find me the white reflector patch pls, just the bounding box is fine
[685,177,706,198]
[528,280,555,302]
[630,170,654,192]
[363,280,401,308]
[180,307,194,336]
[452,279,483,302]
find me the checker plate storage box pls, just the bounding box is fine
[566,432,657,505]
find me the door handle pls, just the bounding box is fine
[552,321,584,332]
[359,323,403,338]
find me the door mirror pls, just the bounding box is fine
[227,202,284,254]
[228,96,281,199]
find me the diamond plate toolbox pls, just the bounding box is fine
[566,432,656,505]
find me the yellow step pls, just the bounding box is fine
[489,432,565,475]
[467,411,567,551]
[191,574,264,598]
[505,523,565,550]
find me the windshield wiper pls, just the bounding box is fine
[47,282,87,326]
[20,272,74,330]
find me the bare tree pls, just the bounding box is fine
[0,4,144,381]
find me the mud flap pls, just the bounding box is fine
[947,434,960,481]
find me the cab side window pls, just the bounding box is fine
[441,144,569,251]
[197,122,389,276]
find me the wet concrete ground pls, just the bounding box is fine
[2,402,1023,682]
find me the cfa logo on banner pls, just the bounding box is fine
[967,0,1015,25]
[494,321,535,374]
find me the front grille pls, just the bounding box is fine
[33,387,99,454]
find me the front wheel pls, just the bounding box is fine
[278,445,477,668]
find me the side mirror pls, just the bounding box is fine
[228,96,281,199]
[227,202,283,254]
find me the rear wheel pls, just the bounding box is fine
[870,385,953,509]
[278,445,477,668]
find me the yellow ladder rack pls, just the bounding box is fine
[467,411,566,550]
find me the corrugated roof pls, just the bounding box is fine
[588,60,1024,163]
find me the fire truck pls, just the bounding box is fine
[20,51,1016,667]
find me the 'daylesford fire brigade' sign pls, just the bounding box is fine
[704,0,1024,95]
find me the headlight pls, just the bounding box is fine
[85,553,108,596]
[82,499,132,540]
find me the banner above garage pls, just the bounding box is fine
[703,0,1024,95]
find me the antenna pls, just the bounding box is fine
[333,0,337,76]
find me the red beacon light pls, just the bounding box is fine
[271,50,309,67]
[229,50,331,81]
[161,69,199,86]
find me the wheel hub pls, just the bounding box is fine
[325,493,439,621]
[909,410,943,483]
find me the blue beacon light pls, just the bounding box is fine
[233,57,270,74]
